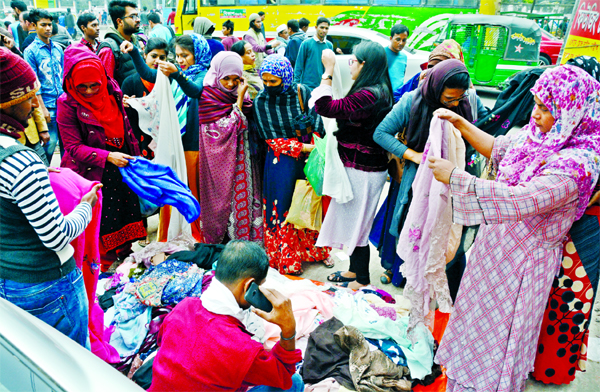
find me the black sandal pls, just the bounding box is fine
[327,271,356,283]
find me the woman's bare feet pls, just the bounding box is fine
[338,281,369,290]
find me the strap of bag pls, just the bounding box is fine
[295,85,312,137]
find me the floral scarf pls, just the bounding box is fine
[428,39,464,64]
[172,33,211,135]
[497,65,600,219]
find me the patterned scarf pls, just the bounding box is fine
[172,33,211,135]
[198,87,252,125]
[497,65,600,219]
[253,54,323,140]
[428,39,464,64]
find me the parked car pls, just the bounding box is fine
[539,29,563,65]
[0,298,143,392]
[307,26,430,94]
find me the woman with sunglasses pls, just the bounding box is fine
[372,59,474,290]
[313,42,394,289]
[58,46,146,271]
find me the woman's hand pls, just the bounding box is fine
[428,156,456,184]
[301,144,315,153]
[38,131,50,145]
[158,60,178,77]
[403,149,423,165]
[270,39,282,48]
[237,77,249,96]
[321,49,336,74]
[122,94,135,108]
[81,183,103,207]
[120,40,134,54]
[107,152,133,167]
[588,190,600,207]
[434,108,466,128]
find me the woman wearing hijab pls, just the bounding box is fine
[193,16,224,58]
[373,60,473,289]
[58,46,145,271]
[429,65,600,392]
[231,40,263,99]
[197,51,260,245]
[126,33,212,242]
[531,56,600,385]
[312,42,393,289]
[253,54,330,274]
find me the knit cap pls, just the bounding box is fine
[0,47,40,109]
[249,13,260,24]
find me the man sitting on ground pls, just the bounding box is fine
[148,240,303,392]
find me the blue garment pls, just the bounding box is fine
[207,38,225,59]
[148,24,173,43]
[293,37,333,90]
[393,73,420,103]
[0,267,90,348]
[285,32,306,67]
[44,108,60,163]
[119,157,200,223]
[249,373,304,392]
[23,37,64,109]
[366,338,408,367]
[9,22,20,47]
[260,54,294,92]
[109,289,151,357]
[20,31,37,53]
[385,47,407,92]
[59,15,65,27]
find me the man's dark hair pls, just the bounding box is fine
[10,1,27,12]
[29,9,53,25]
[390,23,409,37]
[3,20,11,29]
[287,19,299,33]
[316,17,330,27]
[172,8,175,11]
[258,11,265,17]
[215,241,269,285]
[67,8,71,13]
[77,13,97,33]
[143,6,147,11]
[223,19,234,34]
[51,21,58,35]
[230,39,247,57]
[109,0,137,28]
[148,12,161,24]
[21,11,31,24]
[299,17,310,29]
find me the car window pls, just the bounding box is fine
[327,35,364,54]
[0,342,59,392]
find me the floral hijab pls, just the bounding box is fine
[497,65,600,219]
[259,54,294,93]
[183,33,211,78]
[429,39,464,64]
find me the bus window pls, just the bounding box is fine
[183,0,197,14]
[327,35,363,54]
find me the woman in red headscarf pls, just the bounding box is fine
[58,46,146,271]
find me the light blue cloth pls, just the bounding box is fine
[148,24,174,43]
[23,37,64,108]
[119,157,200,223]
[248,373,304,392]
[386,47,407,92]
[109,289,151,357]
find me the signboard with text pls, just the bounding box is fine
[561,0,600,63]
[220,9,247,19]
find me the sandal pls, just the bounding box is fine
[380,269,394,285]
[323,255,335,268]
[327,271,356,283]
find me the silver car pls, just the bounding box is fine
[0,297,143,392]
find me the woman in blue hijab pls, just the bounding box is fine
[125,33,212,241]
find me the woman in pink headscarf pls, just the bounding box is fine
[197,51,262,244]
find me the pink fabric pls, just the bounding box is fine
[263,290,334,349]
[49,168,120,363]
[203,51,244,95]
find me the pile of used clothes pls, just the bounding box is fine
[95,235,443,391]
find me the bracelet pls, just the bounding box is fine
[280,331,296,341]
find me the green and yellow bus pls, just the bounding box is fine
[173,0,492,38]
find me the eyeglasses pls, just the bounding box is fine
[75,83,101,95]
[124,14,140,20]
[348,59,359,66]
[442,93,468,105]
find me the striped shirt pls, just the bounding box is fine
[0,138,91,257]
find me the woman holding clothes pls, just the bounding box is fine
[196,51,262,245]
[58,46,146,272]
[373,59,477,293]
[231,40,264,99]
[253,54,330,275]
[428,65,600,392]
[124,33,211,242]
[312,42,393,290]
[531,56,600,385]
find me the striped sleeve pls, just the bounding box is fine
[0,150,92,251]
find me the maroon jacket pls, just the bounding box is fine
[57,47,140,182]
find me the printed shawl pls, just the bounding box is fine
[497,65,600,219]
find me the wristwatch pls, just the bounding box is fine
[321,73,332,80]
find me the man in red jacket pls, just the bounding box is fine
[149,240,304,392]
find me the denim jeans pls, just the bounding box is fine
[44,108,64,164]
[248,373,304,392]
[0,268,90,348]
